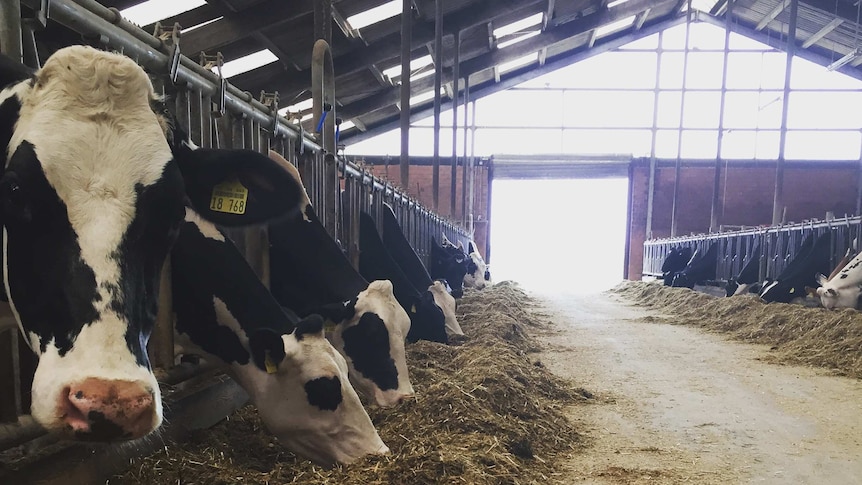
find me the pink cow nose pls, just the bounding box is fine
[61,378,156,441]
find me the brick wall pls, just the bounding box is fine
[628,160,861,279]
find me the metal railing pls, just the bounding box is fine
[0,0,469,453]
[643,216,862,284]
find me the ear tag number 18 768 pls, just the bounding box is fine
[210,179,248,215]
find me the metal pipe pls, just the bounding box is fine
[314,0,333,44]
[0,0,23,63]
[773,0,798,225]
[450,29,460,219]
[24,0,317,151]
[312,40,336,155]
[461,77,470,227]
[468,99,477,235]
[670,0,693,237]
[645,31,664,239]
[400,0,412,190]
[711,0,733,233]
[432,0,443,211]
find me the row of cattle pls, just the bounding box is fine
[660,231,862,309]
[0,46,493,467]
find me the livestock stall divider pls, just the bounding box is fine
[0,1,470,478]
[643,216,862,285]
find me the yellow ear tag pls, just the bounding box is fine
[789,287,795,294]
[324,322,337,332]
[411,304,417,313]
[264,350,278,374]
[210,178,249,215]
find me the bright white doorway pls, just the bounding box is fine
[489,178,629,294]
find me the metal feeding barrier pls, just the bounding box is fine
[0,0,469,476]
[643,216,862,285]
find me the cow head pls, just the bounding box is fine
[462,241,489,290]
[0,46,304,440]
[427,280,463,338]
[317,280,415,407]
[430,237,469,298]
[405,289,448,344]
[247,316,389,465]
[815,273,862,310]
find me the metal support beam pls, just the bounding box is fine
[432,0,443,210]
[450,29,460,218]
[645,30,664,240]
[314,0,333,44]
[400,0,412,190]
[670,1,693,238]
[756,0,790,31]
[801,17,842,48]
[774,0,798,225]
[461,76,469,227]
[0,0,23,63]
[635,8,651,29]
[711,0,733,233]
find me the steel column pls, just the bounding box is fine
[711,0,733,232]
[0,1,23,63]
[432,0,443,210]
[773,0,798,225]
[450,29,460,218]
[646,31,664,239]
[670,1,693,237]
[400,0,412,190]
[461,77,470,226]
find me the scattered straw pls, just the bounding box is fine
[610,281,862,378]
[110,282,581,484]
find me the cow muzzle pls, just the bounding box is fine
[59,378,158,441]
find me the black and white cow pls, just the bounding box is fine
[815,248,862,309]
[429,237,470,298]
[379,204,463,339]
[760,232,832,304]
[726,244,762,297]
[170,208,388,465]
[0,46,307,441]
[661,246,693,286]
[670,243,718,289]
[267,153,414,407]
[463,241,491,290]
[359,210,449,344]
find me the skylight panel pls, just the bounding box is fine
[382,55,434,80]
[120,0,206,27]
[594,15,636,38]
[218,50,278,78]
[499,53,538,73]
[497,31,541,49]
[493,12,543,38]
[607,0,634,8]
[347,1,401,30]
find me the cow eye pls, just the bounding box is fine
[1,178,31,223]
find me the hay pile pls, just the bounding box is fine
[611,281,862,378]
[111,282,581,485]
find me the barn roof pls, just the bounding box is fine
[26,0,862,145]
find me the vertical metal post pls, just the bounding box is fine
[432,0,443,210]
[190,89,203,145]
[670,1,693,237]
[201,95,213,149]
[646,31,664,239]
[461,77,470,227]
[712,0,733,233]
[774,0,798,225]
[314,0,333,44]
[0,1,23,64]
[400,0,412,190]
[450,29,460,218]
[468,100,477,235]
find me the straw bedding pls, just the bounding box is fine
[111,282,582,484]
[611,281,862,378]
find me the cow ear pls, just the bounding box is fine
[827,288,838,297]
[295,314,326,340]
[248,328,287,374]
[174,146,306,227]
[816,273,829,285]
[313,298,356,324]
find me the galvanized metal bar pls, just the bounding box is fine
[432,0,443,211]
[461,76,470,227]
[773,0,799,225]
[450,29,460,219]
[189,88,202,146]
[201,94,213,149]
[400,0,412,191]
[711,0,732,233]
[645,31,663,239]
[0,0,23,63]
[670,0,693,237]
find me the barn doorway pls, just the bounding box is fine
[489,177,629,294]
